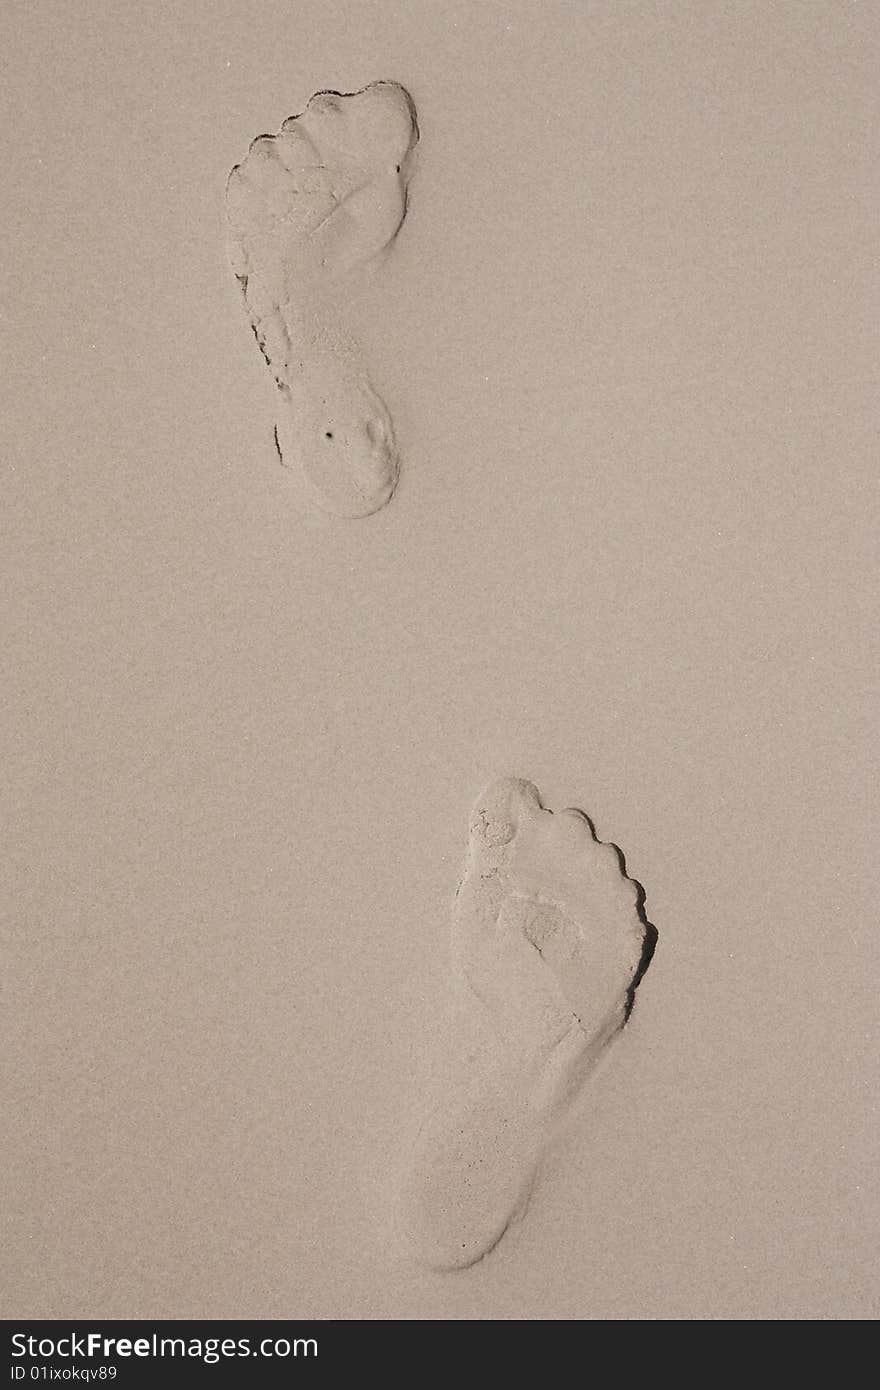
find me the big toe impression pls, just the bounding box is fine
[470,778,542,849]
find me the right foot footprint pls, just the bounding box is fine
[395,778,657,1271]
[225,80,419,518]
[454,778,650,1053]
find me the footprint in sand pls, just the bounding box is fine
[395,778,657,1271]
[225,80,419,518]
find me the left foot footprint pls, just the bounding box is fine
[225,80,419,517]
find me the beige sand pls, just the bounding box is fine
[2,0,878,1319]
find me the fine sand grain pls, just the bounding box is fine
[2,0,877,1321]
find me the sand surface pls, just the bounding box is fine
[2,0,878,1319]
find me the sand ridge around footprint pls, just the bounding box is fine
[225,80,419,518]
[395,777,656,1271]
